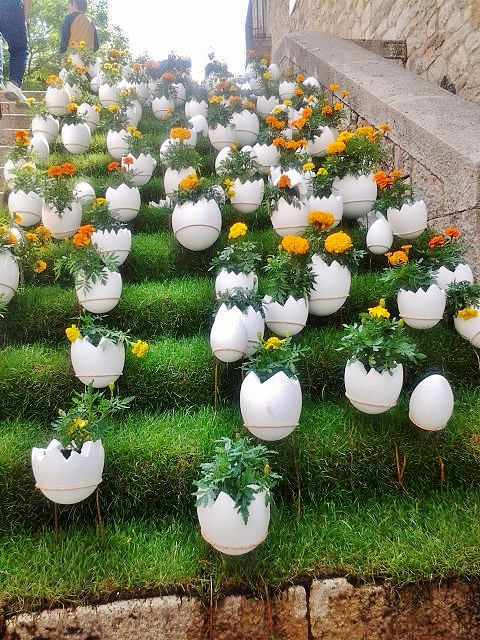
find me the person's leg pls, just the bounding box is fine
[0,40,5,88]
[1,0,28,87]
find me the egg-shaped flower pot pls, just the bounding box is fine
[184,99,208,119]
[106,128,129,161]
[241,305,265,357]
[270,197,309,237]
[214,269,258,298]
[61,122,91,154]
[98,82,120,107]
[366,216,393,254]
[263,295,309,337]
[209,303,248,363]
[77,102,100,134]
[121,152,157,186]
[41,201,83,239]
[106,184,141,222]
[0,249,20,304]
[409,374,454,431]
[171,197,222,251]
[231,109,259,147]
[240,370,302,441]
[256,95,279,118]
[73,181,95,205]
[208,123,236,151]
[344,360,404,414]
[45,86,70,116]
[197,488,270,555]
[436,263,474,289]
[91,228,132,266]
[454,307,480,347]
[163,166,196,198]
[230,178,265,214]
[387,200,428,239]
[31,439,104,504]
[308,256,351,316]
[397,284,446,330]
[305,126,337,158]
[70,337,125,388]
[278,80,296,101]
[8,189,43,227]
[332,173,377,219]
[28,133,50,164]
[307,194,343,229]
[75,268,122,313]
[251,143,280,174]
[31,114,59,144]
[151,95,175,120]
[126,98,143,127]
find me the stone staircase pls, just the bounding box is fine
[0,90,44,202]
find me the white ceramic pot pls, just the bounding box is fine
[241,305,265,357]
[305,127,337,157]
[184,99,208,119]
[231,109,259,147]
[73,181,96,205]
[366,216,393,254]
[106,184,141,222]
[0,249,20,304]
[77,102,100,133]
[8,189,43,227]
[28,133,50,164]
[209,303,248,363]
[409,374,454,431]
[251,143,280,174]
[126,99,143,127]
[75,268,122,313]
[214,269,258,297]
[91,228,132,266]
[106,129,130,160]
[270,197,309,237]
[387,200,428,239]
[197,488,270,555]
[344,360,404,414]
[240,370,302,440]
[70,337,125,388]
[263,295,309,337]
[31,439,104,504]
[230,178,265,214]
[45,86,70,116]
[121,153,157,186]
[332,173,377,219]
[208,123,236,151]
[397,284,446,330]
[31,114,59,144]
[61,122,91,154]
[151,95,175,120]
[278,80,296,100]
[308,256,351,316]
[163,166,195,198]
[454,307,480,347]
[98,83,120,107]
[436,263,474,289]
[307,194,343,229]
[41,202,82,239]
[256,96,279,118]
[171,198,222,251]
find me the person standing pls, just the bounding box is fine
[0,0,31,103]
[59,0,99,59]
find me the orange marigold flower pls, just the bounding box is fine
[294,88,304,96]
[385,250,409,265]
[308,210,335,230]
[428,235,445,248]
[108,48,121,58]
[301,106,313,118]
[179,173,199,191]
[296,74,305,83]
[122,156,134,166]
[108,161,121,171]
[445,227,460,238]
[67,102,78,113]
[15,129,30,144]
[391,170,403,179]
[132,63,142,73]
[373,171,394,189]
[321,105,333,116]
[277,174,291,188]
[324,231,352,254]
[327,140,346,155]
[33,260,47,273]
[170,127,191,141]
[60,162,76,176]
[272,136,286,148]
[281,234,309,255]
[46,165,63,178]
[161,71,176,82]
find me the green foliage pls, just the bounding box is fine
[322,125,387,179]
[193,436,281,524]
[339,299,425,373]
[371,170,414,214]
[242,334,308,383]
[209,222,262,275]
[445,280,480,317]
[217,145,261,182]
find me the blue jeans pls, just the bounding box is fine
[0,0,28,87]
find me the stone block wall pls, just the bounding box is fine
[269,0,480,105]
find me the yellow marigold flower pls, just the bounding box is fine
[333,102,343,111]
[13,213,22,224]
[324,231,352,254]
[264,463,271,474]
[385,250,408,265]
[457,307,478,320]
[326,140,346,155]
[228,222,248,239]
[67,102,78,113]
[65,324,82,342]
[283,99,292,106]
[281,234,309,255]
[209,95,223,104]
[108,104,120,114]
[131,339,148,357]
[302,162,315,172]
[368,304,391,319]
[68,417,89,437]
[341,90,349,97]
[33,260,47,274]
[329,84,339,92]
[308,210,335,230]
[316,167,328,176]
[379,123,391,132]
[264,336,285,350]
[25,232,38,242]
[179,173,199,191]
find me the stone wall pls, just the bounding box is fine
[273,31,480,277]
[269,0,480,104]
